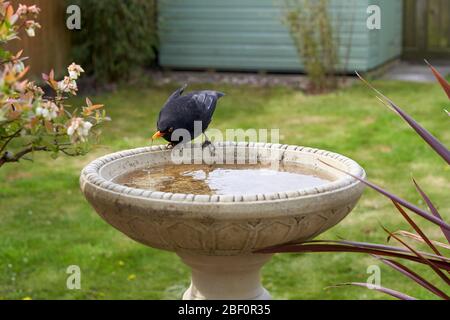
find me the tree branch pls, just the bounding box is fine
[0,128,22,154]
[0,146,48,167]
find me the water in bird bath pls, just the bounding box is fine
[113,163,334,195]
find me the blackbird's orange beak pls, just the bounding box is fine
[151,131,164,140]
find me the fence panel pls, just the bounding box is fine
[8,0,71,79]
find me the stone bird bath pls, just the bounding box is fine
[80,142,365,300]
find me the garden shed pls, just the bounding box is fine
[158,0,403,72]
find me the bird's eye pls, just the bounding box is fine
[168,127,174,133]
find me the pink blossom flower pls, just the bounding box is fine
[35,101,58,121]
[25,20,41,37]
[27,5,40,15]
[67,118,93,142]
[68,63,84,80]
[57,76,78,94]
[16,4,28,16]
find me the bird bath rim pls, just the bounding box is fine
[80,141,365,207]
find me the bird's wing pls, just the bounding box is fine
[157,95,197,130]
[158,90,224,133]
[166,84,188,103]
[157,85,189,129]
[189,91,224,122]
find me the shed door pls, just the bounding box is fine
[403,0,450,60]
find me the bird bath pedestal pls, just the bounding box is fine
[80,142,365,300]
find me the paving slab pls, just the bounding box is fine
[383,62,450,83]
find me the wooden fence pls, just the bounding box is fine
[9,0,71,79]
[403,0,450,60]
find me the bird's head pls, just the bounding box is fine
[151,126,174,141]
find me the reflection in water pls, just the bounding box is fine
[114,164,333,196]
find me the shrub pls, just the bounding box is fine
[281,0,353,93]
[259,63,450,300]
[70,0,158,85]
[0,1,108,168]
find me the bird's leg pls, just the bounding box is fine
[201,133,211,148]
[201,139,211,149]
[202,133,215,156]
[167,142,176,149]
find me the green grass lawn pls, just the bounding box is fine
[0,79,449,300]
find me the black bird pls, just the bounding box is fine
[152,84,225,147]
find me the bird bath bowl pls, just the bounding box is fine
[80,142,365,300]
